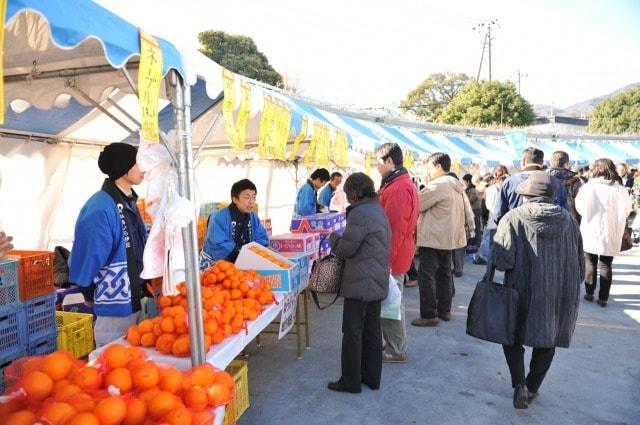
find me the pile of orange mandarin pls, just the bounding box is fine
[1,344,233,425]
[126,260,275,357]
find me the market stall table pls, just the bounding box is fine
[89,293,283,370]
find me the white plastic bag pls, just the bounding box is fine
[381,274,402,320]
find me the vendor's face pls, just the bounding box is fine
[330,176,343,189]
[233,189,257,214]
[311,178,326,189]
[123,164,145,185]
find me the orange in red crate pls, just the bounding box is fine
[7,250,54,301]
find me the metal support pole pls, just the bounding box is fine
[170,70,206,366]
[71,85,136,135]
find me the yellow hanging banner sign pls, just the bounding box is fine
[405,150,414,173]
[452,157,463,175]
[333,131,349,167]
[0,0,6,125]
[288,116,308,160]
[222,69,238,148]
[236,81,252,150]
[259,95,291,160]
[311,122,331,167]
[364,152,372,176]
[222,70,251,151]
[138,30,163,143]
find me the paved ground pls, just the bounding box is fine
[239,249,640,425]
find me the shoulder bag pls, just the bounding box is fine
[308,234,344,310]
[466,267,519,345]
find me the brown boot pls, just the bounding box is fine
[411,317,439,327]
[438,311,451,321]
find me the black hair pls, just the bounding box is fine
[522,147,544,165]
[231,179,257,199]
[375,142,403,167]
[310,168,330,183]
[343,172,377,203]
[551,151,570,168]
[426,152,451,172]
[462,173,473,183]
[330,172,343,180]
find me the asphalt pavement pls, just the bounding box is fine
[238,249,640,425]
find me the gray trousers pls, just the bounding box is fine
[94,311,141,348]
[381,274,407,356]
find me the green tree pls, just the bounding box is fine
[439,80,535,126]
[198,30,284,87]
[588,86,640,134]
[400,72,471,121]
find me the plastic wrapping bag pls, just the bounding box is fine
[381,274,402,320]
[139,140,197,296]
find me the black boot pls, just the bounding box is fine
[327,378,361,394]
[513,384,528,409]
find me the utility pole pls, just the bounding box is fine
[476,32,487,81]
[488,25,492,81]
[473,20,499,81]
[516,70,528,94]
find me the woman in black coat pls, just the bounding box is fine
[327,172,391,393]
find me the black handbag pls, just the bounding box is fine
[308,235,344,309]
[466,269,519,345]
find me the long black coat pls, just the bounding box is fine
[329,198,391,302]
[492,198,584,348]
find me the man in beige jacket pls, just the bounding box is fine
[412,152,474,327]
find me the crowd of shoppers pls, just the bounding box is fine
[323,145,634,411]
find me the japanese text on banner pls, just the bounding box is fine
[259,95,291,160]
[278,291,298,339]
[306,122,330,167]
[138,30,163,143]
[222,69,237,148]
[222,70,251,151]
[0,0,6,125]
[288,116,308,160]
[333,131,349,167]
[236,81,251,150]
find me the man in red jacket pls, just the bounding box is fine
[376,143,419,363]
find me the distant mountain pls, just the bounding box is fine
[533,82,640,119]
[562,82,640,118]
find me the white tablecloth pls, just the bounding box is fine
[89,293,283,371]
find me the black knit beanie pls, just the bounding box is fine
[98,143,138,180]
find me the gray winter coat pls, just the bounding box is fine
[492,198,584,348]
[329,198,391,302]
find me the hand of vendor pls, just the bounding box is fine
[0,232,14,259]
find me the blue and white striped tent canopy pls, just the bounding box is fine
[3,2,640,167]
[2,0,184,143]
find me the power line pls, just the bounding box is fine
[473,20,499,81]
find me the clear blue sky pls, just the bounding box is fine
[98,0,640,109]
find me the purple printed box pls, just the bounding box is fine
[269,233,320,253]
[290,212,346,233]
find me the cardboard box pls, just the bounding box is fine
[269,233,319,253]
[235,242,299,292]
[281,252,311,288]
[260,219,272,237]
[290,212,346,233]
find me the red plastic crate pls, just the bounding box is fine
[8,250,54,301]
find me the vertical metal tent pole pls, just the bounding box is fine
[170,70,206,365]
